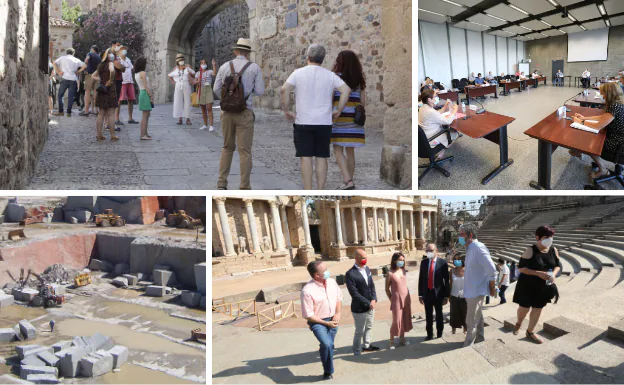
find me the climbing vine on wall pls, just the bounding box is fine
[72,10,145,60]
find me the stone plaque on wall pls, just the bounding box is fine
[285,11,298,29]
[259,16,278,39]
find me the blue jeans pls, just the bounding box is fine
[555,78,563,86]
[58,79,77,113]
[309,318,338,375]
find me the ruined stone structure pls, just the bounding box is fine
[212,196,440,277]
[0,0,49,189]
[49,0,77,61]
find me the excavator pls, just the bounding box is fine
[29,271,65,308]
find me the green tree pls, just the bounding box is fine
[62,0,82,24]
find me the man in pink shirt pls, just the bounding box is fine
[301,260,343,381]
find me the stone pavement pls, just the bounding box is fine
[28,104,399,190]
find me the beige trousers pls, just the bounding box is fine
[218,109,255,189]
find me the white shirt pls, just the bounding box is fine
[498,264,510,286]
[55,55,85,81]
[354,264,369,284]
[285,65,346,125]
[450,272,465,298]
[464,240,497,299]
[582,71,591,78]
[169,67,195,85]
[532,73,539,79]
[120,57,134,84]
[418,104,455,148]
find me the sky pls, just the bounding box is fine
[437,195,486,206]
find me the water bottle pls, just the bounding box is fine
[461,102,466,113]
[546,269,553,285]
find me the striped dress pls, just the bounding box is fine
[331,86,365,147]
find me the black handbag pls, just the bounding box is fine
[543,283,559,304]
[354,104,366,126]
[96,83,108,94]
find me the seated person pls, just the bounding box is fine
[418,89,459,160]
[581,69,591,88]
[570,83,624,179]
[420,78,439,94]
[519,72,528,80]
[531,70,540,79]
[474,73,485,85]
[485,71,497,85]
[555,70,564,86]
[500,72,506,79]
[515,70,521,77]
[468,72,476,84]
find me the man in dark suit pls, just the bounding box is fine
[345,248,380,355]
[418,243,450,340]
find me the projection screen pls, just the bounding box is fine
[567,28,609,62]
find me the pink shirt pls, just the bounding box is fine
[301,278,343,319]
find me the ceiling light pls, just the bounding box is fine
[548,0,560,6]
[568,14,576,22]
[519,25,532,30]
[558,29,566,33]
[419,9,446,17]
[440,0,463,7]
[470,21,490,28]
[486,13,507,22]
[508,4,529,15]
[605,19,611,27]
[580,25,587,30]
[540,20,552,27]
[598,4,606,16]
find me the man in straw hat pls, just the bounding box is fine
[213,38,265,190]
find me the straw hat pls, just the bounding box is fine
[175,53,185,63]
[232,38,253,51]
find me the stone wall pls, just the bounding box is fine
[195,3,250,68]
[0,0,49,189]
[50,26,74,61]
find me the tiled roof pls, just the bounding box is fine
[49,17,77,29]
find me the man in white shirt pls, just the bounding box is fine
[555,70,564,87]
[281,44,351,190]
[460,223,497,347]
[53,48,87,117]
[497,258,510,304]
[582,69,591,88]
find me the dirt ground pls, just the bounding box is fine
[0,274,206,384]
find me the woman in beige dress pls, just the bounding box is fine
[385,252,413,349]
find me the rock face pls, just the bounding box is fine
[0,0,50,189]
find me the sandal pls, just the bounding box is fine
[186,119,192,125]
[513,322,522,335]
[526,330,543,344]
[337,180,355,190]
[110,136,120,141]
[96,136,106,141]
[140,135,152,140]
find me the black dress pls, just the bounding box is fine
[602,102,624,157]
[95,62,118,109]
[512,245,562,309]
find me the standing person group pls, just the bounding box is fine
[52,48,87,117]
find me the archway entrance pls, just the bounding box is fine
[165,0,250,102]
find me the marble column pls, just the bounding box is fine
[300,198,312,248]
[392,209,398,241]
[373,208,379,243]
[243,198,261,253]
[215,197,235,256]
[335,201,345,246]
[268,200,286,252]
[340,208,348,244]
[400,209,405,241]
[418,210,424,238]
[360,207,367,244]
[280,205,291,249]
[351,207,359,244]
[425,211,431,240]
[383,208,390,242]
[409,210,415,241]
[431,211,437,243]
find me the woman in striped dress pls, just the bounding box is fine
[331,50,366,190]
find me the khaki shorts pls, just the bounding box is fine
[85,74,98,92]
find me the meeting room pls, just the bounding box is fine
[418,0,624,190]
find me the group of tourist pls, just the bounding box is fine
[301,223,562,380]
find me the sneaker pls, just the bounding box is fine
[115,126,121,132]
[209,126,215,132]
[66,113,72,117]
[115,120,124,125]
[78,112,88,116]
[128,120,139,124]
[199,125,207,130]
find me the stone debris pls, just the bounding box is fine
[122,274,138,285]
[36,351,59,368]
[108,345,129,369]
[145,285,166,297]
[20,365,57,380]
[51,341,71,353]
[12,324,24,341]
[181,291,202,307]
[88,259,114,272]
[26,373,60,384]
[112,277,128,288]
[20,355,46,367]
[39,264,79,285]
[0,291,14,308]
[114,263,130,276]
[0,328,16,342]
[18,320,37,340]
[153,269,176,286]
[79,350,114,377]
[57,346,89,378]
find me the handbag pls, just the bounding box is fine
[191,91,199,107]
[543,283,559,304]
[96,82,108,94]
[354,104,366,126]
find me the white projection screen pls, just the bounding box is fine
[567,28,610,62]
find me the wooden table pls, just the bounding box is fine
[524,78,537,89]
[535,76,547,86]
[574,94,606,107]
[524,105,606,190]
[499,81,522,96]
[437,89,460,104]
[450,109,515,184]
[464,85,498,105]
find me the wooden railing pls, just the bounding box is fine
[256,300,298,331]
[212,298,257,323]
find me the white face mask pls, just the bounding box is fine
[426,251,435,259]
[201,64,208,70]
[541,237,553,248]
[433,96,440,105]
[121,50,127,56]
[115,46,120,52]
[179,61,185,66]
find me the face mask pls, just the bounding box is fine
[108,54,115,61]
[115,46,120,52]
[426,252,435,259]
[453,260,463,267]
[121,50,127,56]
[434,96,440,105]
[541,237,553,248]
[396,261,404,268]
[179,61,185,66]
[323,270,331,280]
[458,236,466,246]
[201,64,208,70]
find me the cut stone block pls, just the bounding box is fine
[0,292,14,308]
[114,263,130,276]
[20,365,57,380]
[88,259,114,272]
[181,291,202,307]
[200,295,206,309]
[122,274,138,285]
[0,328,16,342]
[37,350,60,367]
[26,374,60,384]
[607,320,624,342]
[79,350,114,377]
[18,320,36,340]
[63,209,91,223]
[87,333,114,351]
[21,355,46,367]
[12,324,24,341]
[51,340,71,353]
[112,277,128,287]
[0,373,35,384]
[153,269,176,286]
[6,203,26,222]
[194,262,206,294]
[18,289,39,303]
[56,346,89,378]
[108,345,129,369]
[145,285,166,297]
[16,345,43,359]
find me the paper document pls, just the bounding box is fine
[570,122,599,134]
[586,119,599,124]
[442,111,467,120]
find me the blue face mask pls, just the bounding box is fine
[453,260,463,267]
[323,270,331,280]
[397,261,405,268]
[458,237,466,246]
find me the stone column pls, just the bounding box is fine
[280,205,291,250]
[268,200,286,252]
[215,197,235,256]
[383,208,390,242]
[351,207,359,244]
[409,210,415,244]
[392,209,398,241]
[243,198,261,253]
[418,210,424,238]
[373,208,379,243]
[400,209,405,241]
[340,208,348,244]
[431,211,437,243]
[334,201,345,247]
[360,207,367,244]
[300,198,312,248]
[425,211,431,240]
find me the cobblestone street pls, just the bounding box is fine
[28,104,399,190]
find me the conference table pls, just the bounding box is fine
[437,89,460,104]
[464,84,498,105]
[499,80,522,96]
[535,76,548,86]
[449,108,515,185]
[524,105,606,190]
[523,78,538,89]
[574,94,606,108]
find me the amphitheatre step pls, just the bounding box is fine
[581,243,624,265]
[593,239,624,251]
[558,250,597,272]
[604,234,624,242]
[607,320,624,342]
[567,246,618,267]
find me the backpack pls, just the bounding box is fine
[220,61,253,113]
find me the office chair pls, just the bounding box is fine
[418,125,455,186]
[585,145,624,189]
[434,81,445,91]
[451,79,459,89]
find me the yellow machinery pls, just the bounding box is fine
[8,230,27,240]
[166,210,202,229]
[74,273,92,287]
[95,209,126,227]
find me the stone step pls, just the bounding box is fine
[461,359,560,384]
[581,243,624,266]
[567,246,619,267]
[558,249,597,272]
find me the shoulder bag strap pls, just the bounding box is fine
[238,62,253,100]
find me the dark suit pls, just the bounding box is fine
[418,257,450,338]
[345,265,377,353]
